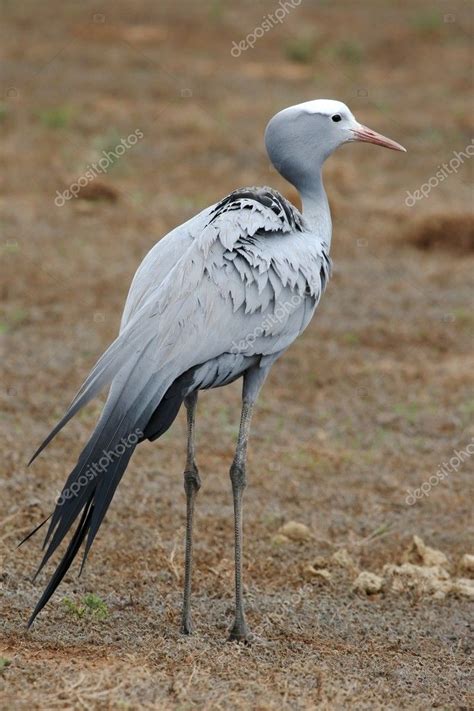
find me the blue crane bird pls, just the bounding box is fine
[24,99,405,642]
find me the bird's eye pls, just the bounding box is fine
[332,114,342,122]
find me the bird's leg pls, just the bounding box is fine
[228,397,254,643]
[181,391,200,635]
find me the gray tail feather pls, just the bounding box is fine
[27,331,144,467]
[25,366,175,626]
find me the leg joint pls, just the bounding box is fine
[184,463,201,493]
[230,461,247,490]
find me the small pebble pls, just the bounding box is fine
[452,578,474,599]
[460,554,474,573]
[404,535,449,568]
[353,571,384,594]
[332,548,358,571]
[304,564,332,582]
[278,521,311,542]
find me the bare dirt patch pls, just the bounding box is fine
[402,213,474,253]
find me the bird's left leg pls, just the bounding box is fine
[181,391,200,635]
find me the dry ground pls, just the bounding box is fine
[1,1,473,708]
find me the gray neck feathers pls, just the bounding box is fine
[265,111,332,247]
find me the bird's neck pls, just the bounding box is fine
[298,169,332,250]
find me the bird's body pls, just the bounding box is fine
[25,99,405,639]
[134,186,331,437]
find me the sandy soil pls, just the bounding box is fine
[1,1,473,708]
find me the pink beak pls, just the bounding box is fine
[352,124,406,152]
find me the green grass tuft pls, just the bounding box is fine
[83,593,109,619]
[0,658,12,672]
[394,402,420,425]
[284,36,315,64]
[63,593,109,620]
[37,106,73,129]
[332,40,363,64]
[411,11,442,35]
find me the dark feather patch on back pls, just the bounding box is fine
[209,186,304,235]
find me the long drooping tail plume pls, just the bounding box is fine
[23,358,191,625]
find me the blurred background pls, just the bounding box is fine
[1,1,473,708]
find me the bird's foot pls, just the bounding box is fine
[228,620,252,644]
[180,615,194,635]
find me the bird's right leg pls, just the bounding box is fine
[181,391,200,635]
[228,365,270,643]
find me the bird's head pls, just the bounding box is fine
[265,99,406,191]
